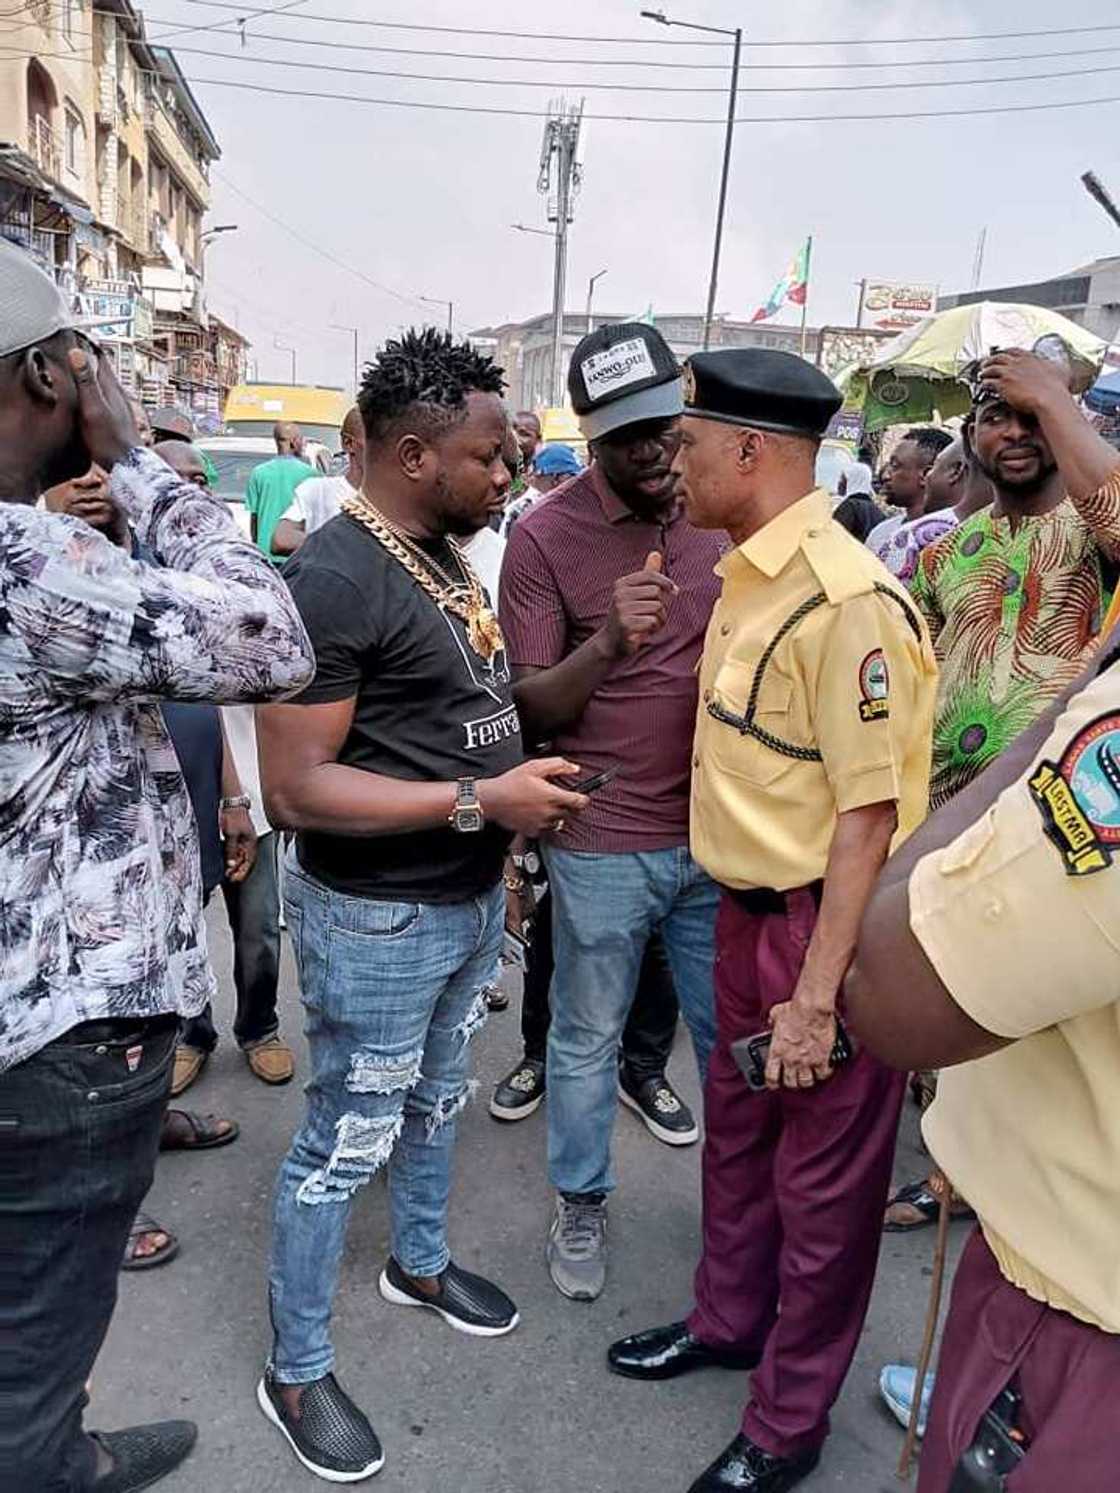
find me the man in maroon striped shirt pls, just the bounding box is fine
[500,323,724,1302]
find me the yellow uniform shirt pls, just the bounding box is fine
[691,489,938,892]
[912,656,1120,1333]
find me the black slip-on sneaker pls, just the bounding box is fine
[90,1420,197,1492]
[257,1368,384,1483]
[619,1070,700,1146]
[490,1056,546,1120]
[378,1256,519,1337]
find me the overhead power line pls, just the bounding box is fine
[10,36,1120,101]
[99,18,1120,73]
[213,170,432,313]
[77,42,1120,95]
[2,40,1118,124]
[174,2,1120,48]
[186,74,1120,124]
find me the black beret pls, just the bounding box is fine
[681,349,842,438]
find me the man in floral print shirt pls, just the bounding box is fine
[0,241,313,1492]
[878,350,1120,1251]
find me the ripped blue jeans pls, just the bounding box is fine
[269,857,503,1384]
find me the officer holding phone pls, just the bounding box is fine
[607,350,939,1493]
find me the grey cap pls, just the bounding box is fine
[0,236,75,358]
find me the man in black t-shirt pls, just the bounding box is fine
[256,329,587,1484]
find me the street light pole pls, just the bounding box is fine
[419,296,454,335]
[641,11,742,350]
[273,335,296,384]
[331,323,359,391]
[586,268,608,332]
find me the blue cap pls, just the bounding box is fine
[534,443,582,476]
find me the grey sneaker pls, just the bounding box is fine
[547,1192,607,1301]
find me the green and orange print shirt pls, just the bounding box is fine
[911,467,1120,807]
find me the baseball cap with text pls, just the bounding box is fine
[567,321,682,441]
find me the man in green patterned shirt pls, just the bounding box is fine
[883,349,1120,1242]
[912,350,1120,810]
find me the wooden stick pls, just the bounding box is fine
[897,1177,952,1481]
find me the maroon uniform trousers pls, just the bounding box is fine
[918,1228,1120,1492]
[688,887,905,1459]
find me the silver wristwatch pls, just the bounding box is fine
[449,777,484,833]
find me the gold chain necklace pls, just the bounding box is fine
[341,494,505,663]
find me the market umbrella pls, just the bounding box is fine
[838,302,1108,433]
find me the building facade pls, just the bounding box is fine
[0,0,246,423]
[938,257,1120,345]
[471,312,822,413]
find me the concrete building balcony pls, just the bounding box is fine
[145,94,210,209]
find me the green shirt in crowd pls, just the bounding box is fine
[244,455,314,565]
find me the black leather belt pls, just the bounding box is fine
[726,881,824,915]
[55,1013,180,1046]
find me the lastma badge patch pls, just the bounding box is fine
[1028,711,1120,876]
[858,649,890,723]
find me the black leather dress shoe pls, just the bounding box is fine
[607,1321,758,1381]
[688,1434,821,1492]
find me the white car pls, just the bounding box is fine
[198,436,332,537]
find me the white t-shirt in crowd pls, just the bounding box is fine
[220,703,270,837]
[282,473,355,535]
[461,525,506,607]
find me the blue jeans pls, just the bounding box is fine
[544,845,718,1196]
[269,858,503,1385]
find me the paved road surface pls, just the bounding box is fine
[94,907,966,1492]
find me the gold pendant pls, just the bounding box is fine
[466,602,504,662]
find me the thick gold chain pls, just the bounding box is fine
[340,494,505,663]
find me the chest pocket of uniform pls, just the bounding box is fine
[706,662,798,786]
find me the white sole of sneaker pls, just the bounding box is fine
[377,1270,520,1337]
[256,1378,385,1483]
[488,1090,544,1121]
[617,1083,700,1147]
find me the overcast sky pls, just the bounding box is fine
[148,0,1120,389]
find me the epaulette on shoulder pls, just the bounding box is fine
[800,525,877,607]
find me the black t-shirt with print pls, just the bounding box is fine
[284,512,523,902]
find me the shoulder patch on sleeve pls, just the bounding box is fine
[1028,711,1120,876]
[858,648,890,722]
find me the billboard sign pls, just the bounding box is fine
[859,280,938,332]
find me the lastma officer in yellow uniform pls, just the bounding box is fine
[608,350,939,1493]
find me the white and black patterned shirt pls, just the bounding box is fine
[0,446,314,1071]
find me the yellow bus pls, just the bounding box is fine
[223,384,350,446]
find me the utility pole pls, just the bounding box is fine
[971,227,988,290]
[538,98,585,408]
[643,12,741,350]
[331,323,359,392]
[273,335,296,384]
[419,296,454,335]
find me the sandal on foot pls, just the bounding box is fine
[121,1213,179,1271]
[159,1108,240,1152]
[170,1045,208,1097]
[244,1036,295,1085]
[884,1179,975,1233]
[91,1419,197,1491]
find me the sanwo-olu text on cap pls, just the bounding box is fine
[567,321,683,441]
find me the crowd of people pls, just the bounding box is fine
[1,232,1118,1493]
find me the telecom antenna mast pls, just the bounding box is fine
[538,98,585,408]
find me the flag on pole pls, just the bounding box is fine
[750,240,811,324]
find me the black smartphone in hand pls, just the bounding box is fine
[732,1019,854,1093]
[566,766,619,795]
